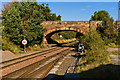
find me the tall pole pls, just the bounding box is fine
[24,36,25,53]
[24,44,25,53]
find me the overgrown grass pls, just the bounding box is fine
[78,52,111,72]
[2,37,22,54]
[55,38,76,43]
[110,51,120,55]
[2,37,41,54]
[105,43,119,48]
[78,51,113,78]
[29,45,40,51]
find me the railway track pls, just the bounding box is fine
[44,52,82,80]
[2,41,78,79]
[2,48,72,79]
[1,47,61,69]
[1,47,67,77]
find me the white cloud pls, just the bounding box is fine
[87,6,93,7]
[81,9,86,11]
[111,8,115,10]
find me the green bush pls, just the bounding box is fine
[2,37,21,54]
[82,29,109,64]
[106,43,118,48]
[58,31,77,39]
[2,2,45,46]
[29,45,40,51]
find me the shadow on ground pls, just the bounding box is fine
[43,64,120,80]
[80,64,120,79]
[2,63,120,80]
[43,73,80,80]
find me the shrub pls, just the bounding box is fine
[2,37,21,54]
[82,29,109,64]
[107,43,118,48]
[2,2,45,46]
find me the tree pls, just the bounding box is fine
[57,15,61,21]
[103,18,118,44]
[3,2,14,11]
[2,1,45,46]
[90,10,118,45]
[40,3,51,21]
[90,10,113,21]
[40,3,61,21]
[51,14,57,21]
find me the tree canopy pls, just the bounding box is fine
[40,3,61,21]
[2,1,61,47]
[90,10,118,45]
[90,10,114,21]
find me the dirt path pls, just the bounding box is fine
[107,48,120,52]
[107,48,120,65]
[109,55,120,65]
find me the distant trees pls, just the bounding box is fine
[57,15,61,21]
[58,31,77,39]
[40,3,61,21]
[90,10,118,45]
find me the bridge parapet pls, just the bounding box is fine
[41,21,90,25]
[41,21,102,33]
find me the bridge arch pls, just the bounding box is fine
[43,27,86,44]
[41,21,103,45]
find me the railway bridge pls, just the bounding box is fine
[41,21,102,45]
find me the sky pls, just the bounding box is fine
[0,0,119,2]
[0,1,119,21]
[38,2,118,21]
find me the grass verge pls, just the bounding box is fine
[110,51,120,55]
[2,37,21,54]
[2,37,42,54]
[55,38,76,43]
[105,43,119,48]
[78,52,119,79]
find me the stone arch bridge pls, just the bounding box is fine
[41,21,102,45]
